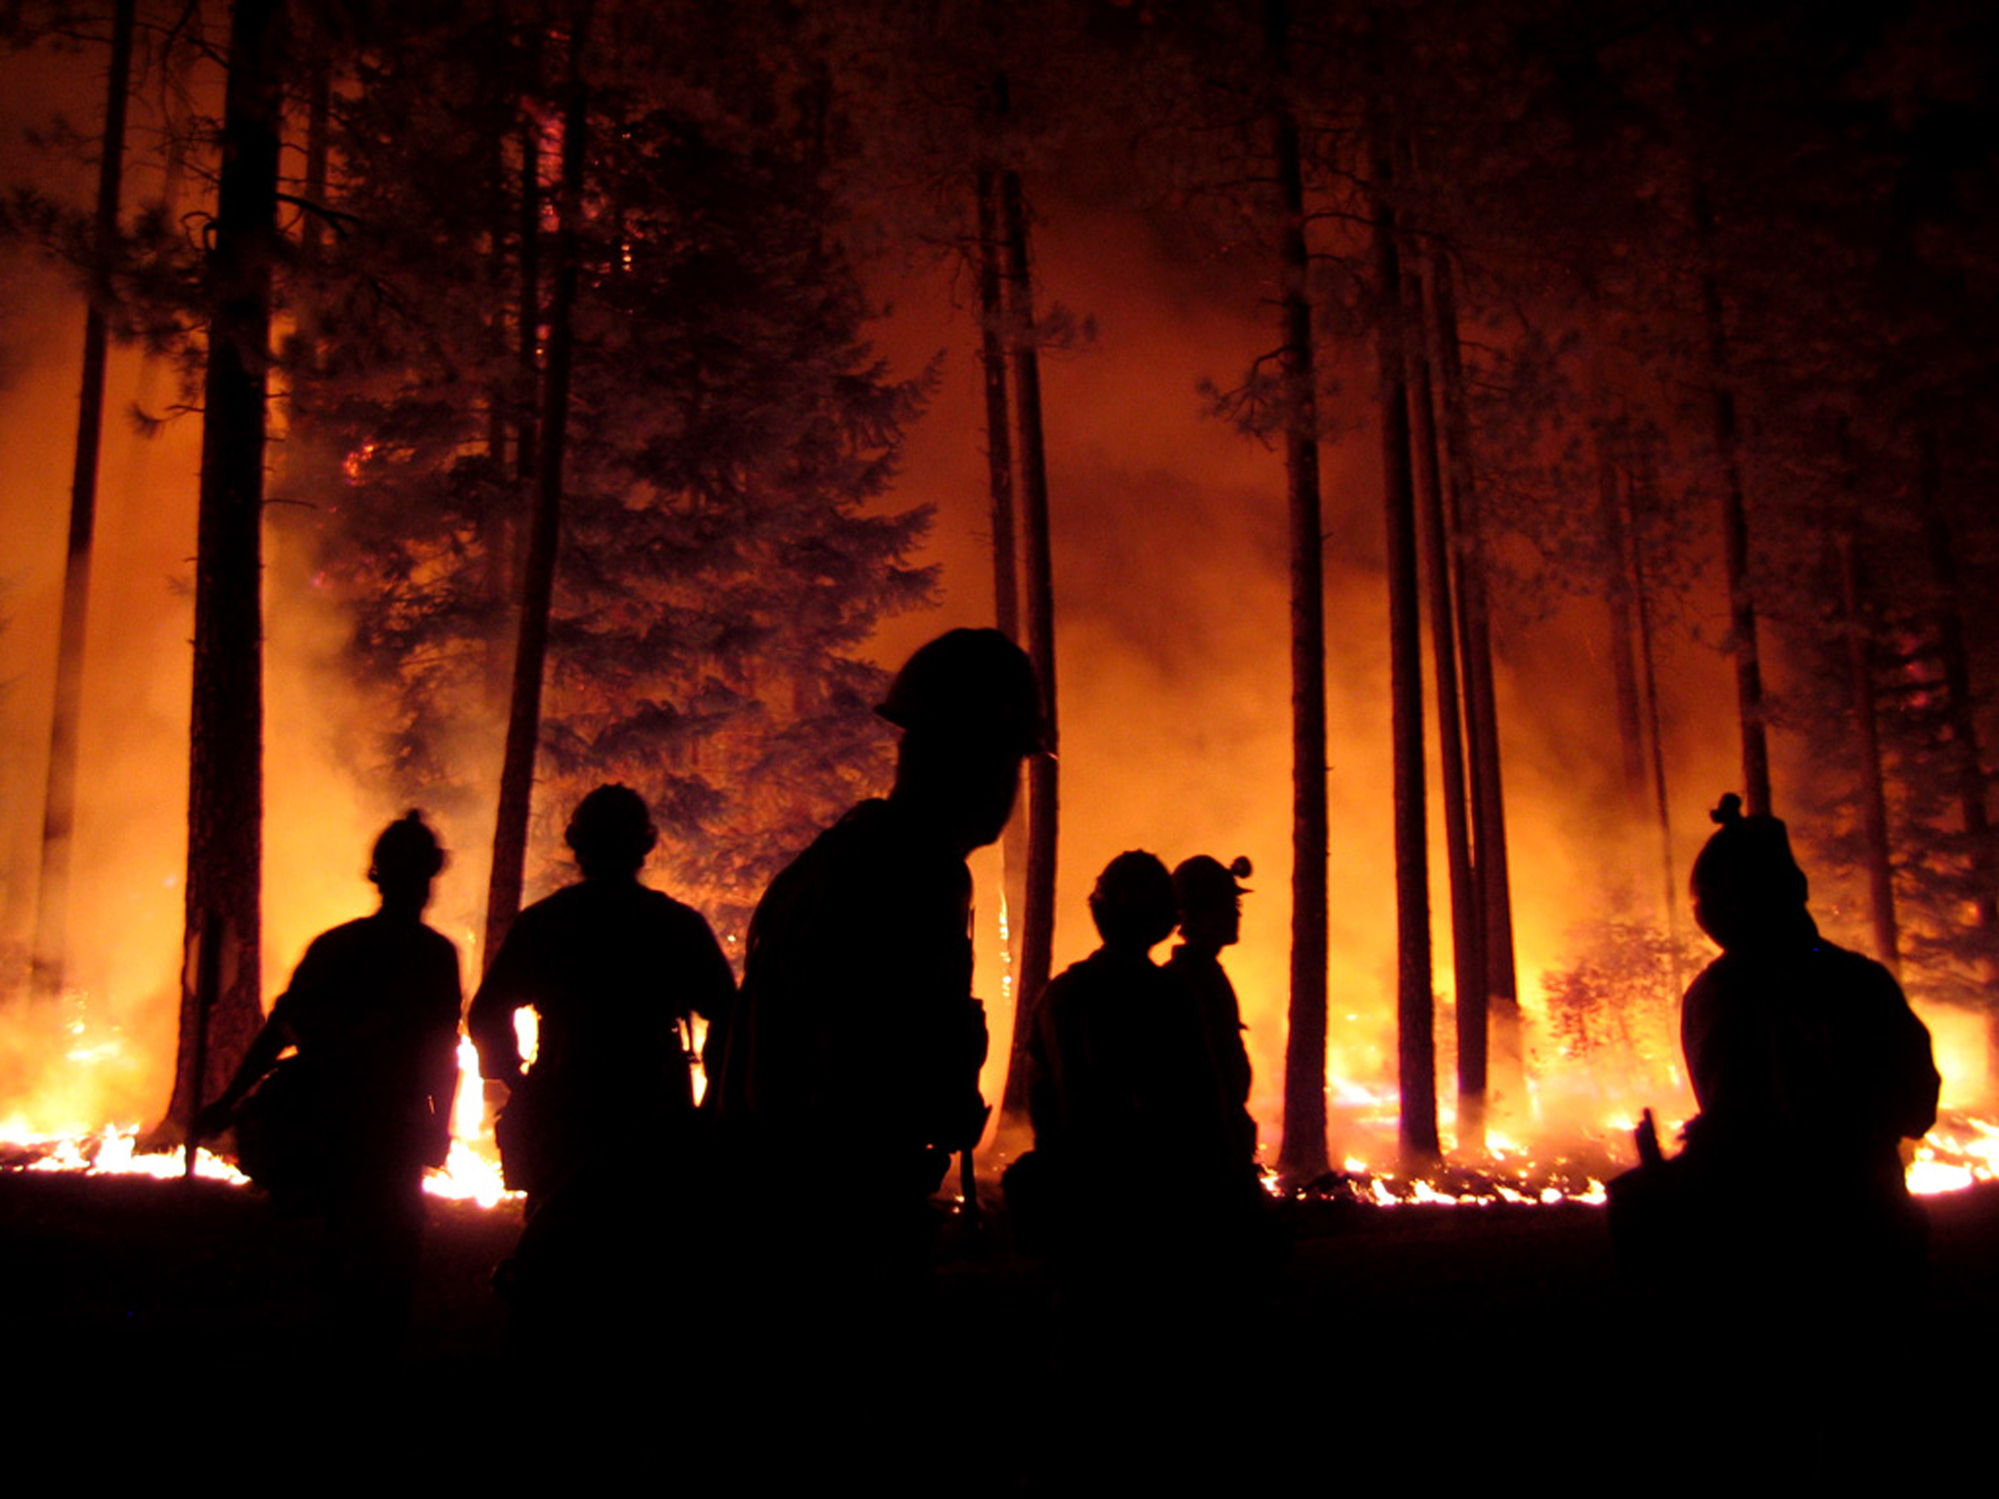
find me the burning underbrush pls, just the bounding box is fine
[8,1103,1997,1215]
[4,985,1997,1212]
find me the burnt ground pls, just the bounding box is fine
[3,1172,1995,1472]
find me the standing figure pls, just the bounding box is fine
[1028,853,1222,1202]
[717,629,1042,1310]
[1022,851,1249,1361]
[468,784,735,1351]
[1167,853,1259,1181]
[199,812,462,1350]
[469,783,735,1198]
[1674,793,1939,1320]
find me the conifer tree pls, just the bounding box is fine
[293,3,935,950]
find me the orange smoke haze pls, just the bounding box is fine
[2,41,1987,1173]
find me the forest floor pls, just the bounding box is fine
[4,1170,1995,1469]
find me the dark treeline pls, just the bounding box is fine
[3,0,1996,1157]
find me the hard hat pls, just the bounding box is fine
[1172,854,1253,912]
[1089,850,1177,941]
[877,628,1049,756]
[566,784,658,867]
[1690,792,1806,909]
[370,811,446,884]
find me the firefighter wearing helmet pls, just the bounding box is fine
[195,811,462,1349]
[1667,793,1939,1321]
[716,629,1045,1301]
[1168,854,1260,1178]
[469,784,736,1204]
[1015,850,1251,1320]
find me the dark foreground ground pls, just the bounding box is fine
[4,1171,1995,1474]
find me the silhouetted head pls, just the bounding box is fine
[566,784,658,879]
[370,811,445,912]
[1089,851,1177,953]
[881,629,1047,855]
[1690,792,1809,950]
[1174,854,1252,952]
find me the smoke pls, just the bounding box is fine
[3,41,1979,1166]
[870,193,1779,1164]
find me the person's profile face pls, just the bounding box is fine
[958,746,1026,851]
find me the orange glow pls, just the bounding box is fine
[3,48,1993,1217]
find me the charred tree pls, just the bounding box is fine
[486,27,544,717]
[162,0,287,1136]
[513,19,543,489]
[1268,0,1331,1184]
[1629,447,1682,970]
[483,6,587,968]
[1409,258,1481,1156]
[30,0,135,1002]
[1693,184,1772,817]
[1000,161,1059,1115]
[1918,435,1999,1008]
[1428,250,1522,1117]
[1371,124,1437,1165]
[980,151,1036,1127]
[1836,425,1898,974]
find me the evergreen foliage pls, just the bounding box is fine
[294,3,934,948]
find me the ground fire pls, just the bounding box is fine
[3,3,1999,1367]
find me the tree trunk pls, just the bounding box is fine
[1268,0,1331,1183]
[1836,423,1898,974]
[162,0,286,1136]
[483,5,587,969]
[1595,433,1651,830]
[999,164,1059,1127]
[1629,445,1682,977]
[980,154,1035,1127]
[483,38,544,718]
[1429,251,1522,1118]
[513,52,542,490]
[1409,259,1481,1156]
[1917,434,1999,1039]
[30,0,135,1002]
[1693,186,1772,816]
[1370,124,1437,1166]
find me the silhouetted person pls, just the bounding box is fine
[1672,793,1939,1331]
[470,783,735,1198]
[468,783,735,1353]
[198,812,461,1351]
[716,629,1042,1323]
[1023,851,1245,1321]
[1167,853,1259,1181]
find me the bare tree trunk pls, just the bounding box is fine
[484,5,587,968]
[299,50,328,309]
[31,0,135,1002]
[1370,123,1437,1166]
[980,153,1036,1126]
[1917,434,1999,1054]
[514,29,543,490]
[483,85,510,463]
[1595,435,1650,829]
[1836,423,1898,974]
[483,36,544,718]
[1268,0,1330,1183]
[976,162,1019,644]
[162,0,286,1137]
[1629,447,1682,978]
[1693,186,1772,816]
[1429,252,1522,1117]
[1409,259,1481,1156]
[998,165,1060,1118]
